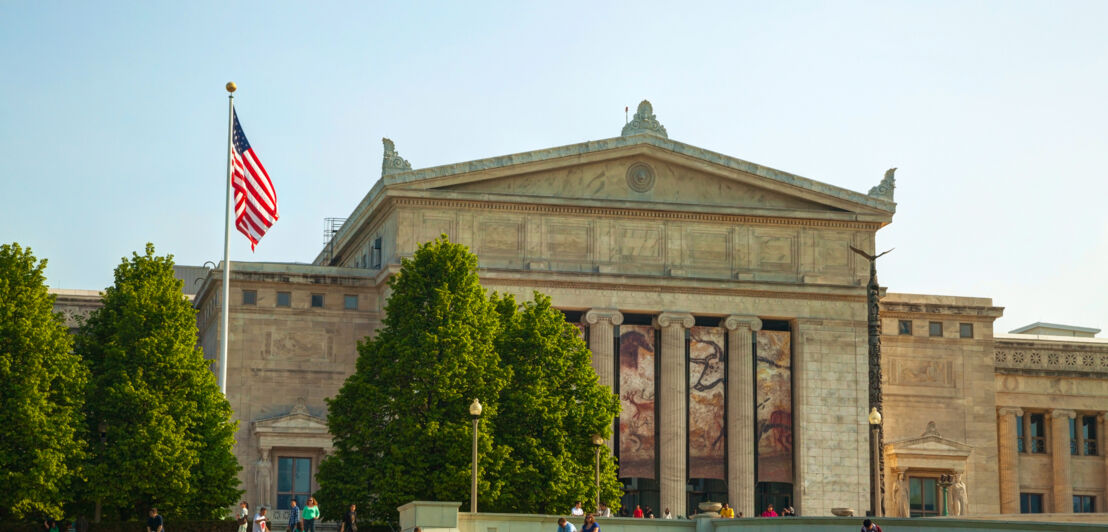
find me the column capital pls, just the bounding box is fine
[584,308,623,326]
[998,407,1024,417]
[724,314,763,332]
[1098,412,1107,423]
[1051,409,1077,419]
[654,311,694,329]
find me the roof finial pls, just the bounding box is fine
[382,137,412,176]
[621,100,668,138]
[868,167,896,201]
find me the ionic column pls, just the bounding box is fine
[1050,409,1076,513]
[584,308,622,452]
[724,315,762,518]
[584,309,623,391]
[655,311,695,519]
[996,407,1023,514]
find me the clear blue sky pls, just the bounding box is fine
[2,1,1105,333]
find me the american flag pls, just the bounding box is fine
[231,110,278,250]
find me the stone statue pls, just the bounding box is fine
[381,137,412,176]
[621,100,668,138]
[890,471,909,517]
[868,168,896,201]
[255,449,272,506]
[951,473,969,516]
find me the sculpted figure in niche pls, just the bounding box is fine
[255,450,272,506]
[951,473,969,516]
[889,471,909,517]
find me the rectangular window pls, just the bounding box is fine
[1070,418,1079,455]
[372,237,383,269]
[1020,493,1043,514]
[277,456,312,510]
[1082,415,1098,456]
[1028,413,1046,454]
[909,477,939,517]
[1016,415,1025,453]
[242,290,257,305]
[344,294,358,310]
[898,320,912,335]
[1073,495,1095,513]
[277,292,291,307]
[959,323,973,338]
[311,294,324,308]
[929,322,943,337]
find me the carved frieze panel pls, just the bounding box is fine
[888,357,955,388]
[752,229,797,272]
[415,213,456,246]
[683,228,731,268]
[614,222,665,262]
[995,349,1108,376]
[474,218,524,256]
[543,219,592,260]
[264,329,334,362]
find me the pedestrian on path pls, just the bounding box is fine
[301,498,320,532]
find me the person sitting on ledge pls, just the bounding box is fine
[760,504,777,517]
[556,518,576,532]
[861,519,882,532]
[719,503,734,518]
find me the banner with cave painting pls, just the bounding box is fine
[619,325,656,479]
[688,326,726,479]
[756,330,793,484]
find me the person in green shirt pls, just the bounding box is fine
[300,498,320,532]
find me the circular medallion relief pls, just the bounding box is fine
[625,162,655,193]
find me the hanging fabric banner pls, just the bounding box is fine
[688,326,726,479]
[619,324,656,478]
[756,330,793,484]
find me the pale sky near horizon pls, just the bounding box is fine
[1,1,1105,334]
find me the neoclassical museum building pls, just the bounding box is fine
[55,102,1108,521]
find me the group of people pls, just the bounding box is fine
[718,502,794,518]
[237,498,356,532]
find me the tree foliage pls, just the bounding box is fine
[0,243,88,520]
[75,244,240,520]
[318,237,621,523]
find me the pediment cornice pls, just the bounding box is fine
[885,422,973,459]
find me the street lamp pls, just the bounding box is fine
[868,407,883,517]
[591,434,604,511]
[469,399,482,513]
[938,474,955,516]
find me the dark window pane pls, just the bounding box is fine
[1017,416,1025,453]
[898,320,912,335]
[277,494,292,510]
[344,295,358,310]
[311,294,324,308]
[1070,418,1078,455]
[277,292,291,307]
[1029,414,1044,436]
[922,478,936,511]
[909,478,922,506]
[278,457,293,491]
[1021,493,1043,514]
[243,290,257,305]
[959,323,973,338]
[929,322,943,337]
[294,458,311,492]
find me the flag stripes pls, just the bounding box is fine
[230,110,277,250]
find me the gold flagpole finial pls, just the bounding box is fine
[226,81,237,93]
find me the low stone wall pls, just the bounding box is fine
[398,502,1108,532]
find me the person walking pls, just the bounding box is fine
[287,500,301,532]
[861,519,882,532]
[719,503,734,518]
[581,514,599,532]
[237,502,250,532]
[301,498,320,532]
[556,518,576,532]
[339,504,356,532]
[253,508,268,532]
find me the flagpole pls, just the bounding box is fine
[219,81,237,395]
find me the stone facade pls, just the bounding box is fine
[54,102,1108,521]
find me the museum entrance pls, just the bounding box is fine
[619,477,659,517]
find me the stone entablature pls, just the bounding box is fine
[994,334,1108,377]
[49,288,103,331]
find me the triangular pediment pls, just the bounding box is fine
[253,413,327,432]
[886,422,973,458]
[434,154,847,213]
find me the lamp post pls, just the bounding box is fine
[868,407,883,517]
[469,399,482,513]
[591,434,604,511]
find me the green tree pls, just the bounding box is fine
[488,292,621,514]
[318,237,510,523]
[0,243,88,520]
[76,244,240,519]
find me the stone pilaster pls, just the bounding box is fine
[996,407,1023,514]
[723,315,761,518]
[1050,409,1076,513]
[1100,413,1108,513]
[654,311,694,519]
[584,309,623,391]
